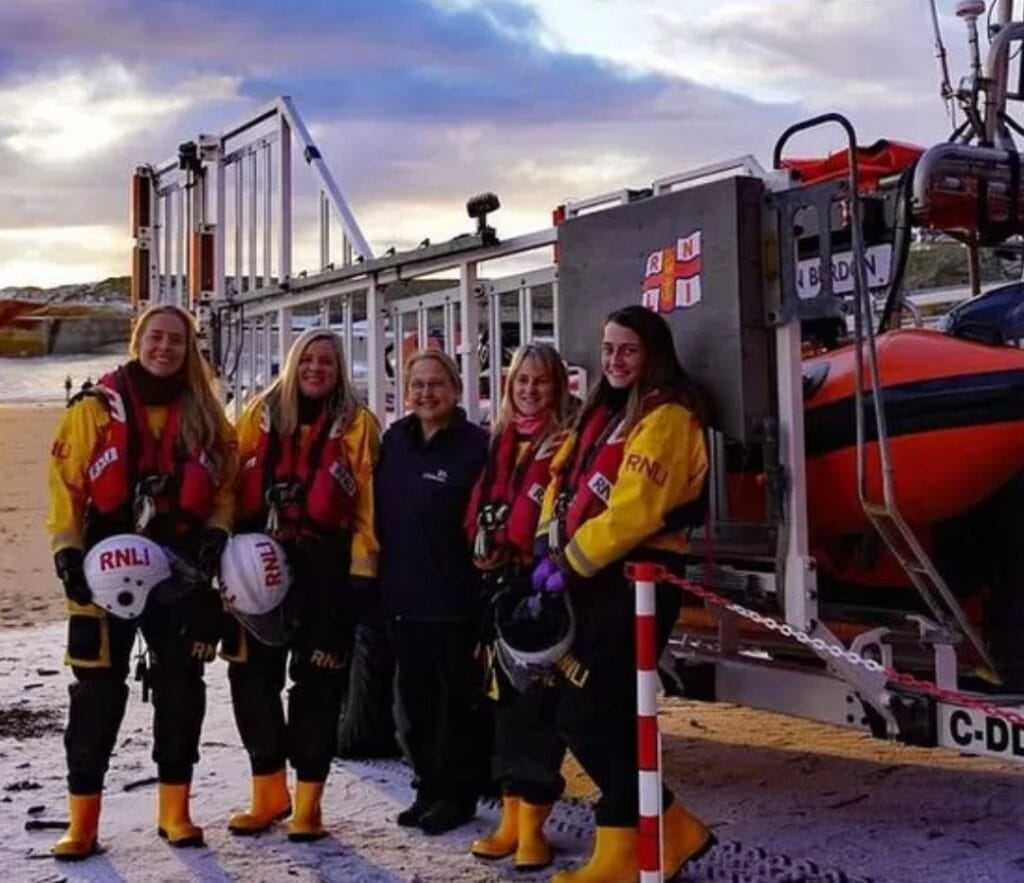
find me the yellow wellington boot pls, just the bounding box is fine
[662,800,715,879]
[514,801,553,871]
[287,781,327,842]
[52,793,101,861]
[470,795,519,859]
[551,825,638,883]
[228,769,292,836]
[157,783,204,848]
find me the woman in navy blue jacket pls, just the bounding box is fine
[375,349,489,835]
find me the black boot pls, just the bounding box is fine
[397,791,435,828]
[419,798,476,835]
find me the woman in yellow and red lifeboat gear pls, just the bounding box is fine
[47,304,238,860]
[464,343,573,872]
[227,327,379,842]
[532,305,713,883]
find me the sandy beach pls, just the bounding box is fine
[0,403,64,629]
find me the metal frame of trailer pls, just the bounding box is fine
[129,0,1024,765]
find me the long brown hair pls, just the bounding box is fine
[128,304,226,458]
[491,343,572,438]
[578,305,704,432]
[252,327,361,435]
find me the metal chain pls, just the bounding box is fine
[661,570,1024,729]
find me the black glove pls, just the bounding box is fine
[196,528,229,583]
[54,548,92,606]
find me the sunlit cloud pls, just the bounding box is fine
[0,62,240,163]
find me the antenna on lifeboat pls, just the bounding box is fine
[947,0,990,143]
[927,0,956,124]
[957,0,987,83]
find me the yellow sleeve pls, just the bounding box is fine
[344,407,381,578]
[536,429,575,546]
[563,403,707,578]
[207,407,239,532]
[46,397,109,553]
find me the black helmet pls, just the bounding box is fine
[493,588,575,691]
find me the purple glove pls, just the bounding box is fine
[542,568,567,594]
[531,557,559,592]
[531,557,567,593]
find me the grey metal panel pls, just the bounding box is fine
[556,177,772,443]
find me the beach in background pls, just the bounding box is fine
[0,403,64,628]
[0,353,121,403]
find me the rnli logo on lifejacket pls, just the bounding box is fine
[587,472,612,504]
[254,540,283,588]
[641,230,702,314]
[98,545,151,570]
[527,482,545,505]
[329,461,356,496]
[624,454,668,487]
[89,446,119,482]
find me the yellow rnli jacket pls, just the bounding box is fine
[47,396,238,553]
[234,401,381,579]
[538,401,707,578]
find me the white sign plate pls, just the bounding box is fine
[796,244,893,300]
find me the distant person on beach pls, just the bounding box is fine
[227,328,380,841]
[46,304,237,860]
[465,343,573,872]
[375,349,489,835]
[533,305,713,882]
[63,375,72,403]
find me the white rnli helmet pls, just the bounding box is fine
[219,533,294,646]
[84,534,172,619]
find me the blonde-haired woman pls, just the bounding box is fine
[227,327,379,841]
[47,303,237,859]
[376,349,490,835]
[466,343,572,871]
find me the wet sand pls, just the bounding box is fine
[0,403,65,629]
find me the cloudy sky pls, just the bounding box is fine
[0,0,985,288]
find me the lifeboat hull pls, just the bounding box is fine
[728,329,1024,537]
[803,329,1024,535]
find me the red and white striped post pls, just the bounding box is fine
[632,561,664,883]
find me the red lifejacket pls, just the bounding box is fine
[466,424,566,565]
[555,404,628,541]
[237,404,357,535]
[552,391,692,544]
[86,368,218,524]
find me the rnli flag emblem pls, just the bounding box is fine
[641,230,702,313]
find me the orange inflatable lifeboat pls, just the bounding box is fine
[803,328,1024,535]
[728,325,1024,540]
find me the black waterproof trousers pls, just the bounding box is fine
[226,537,355,783]
[553,566,683,827]
[64,587,221,794]
[393,618,490,810]
[491,679,566,805]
